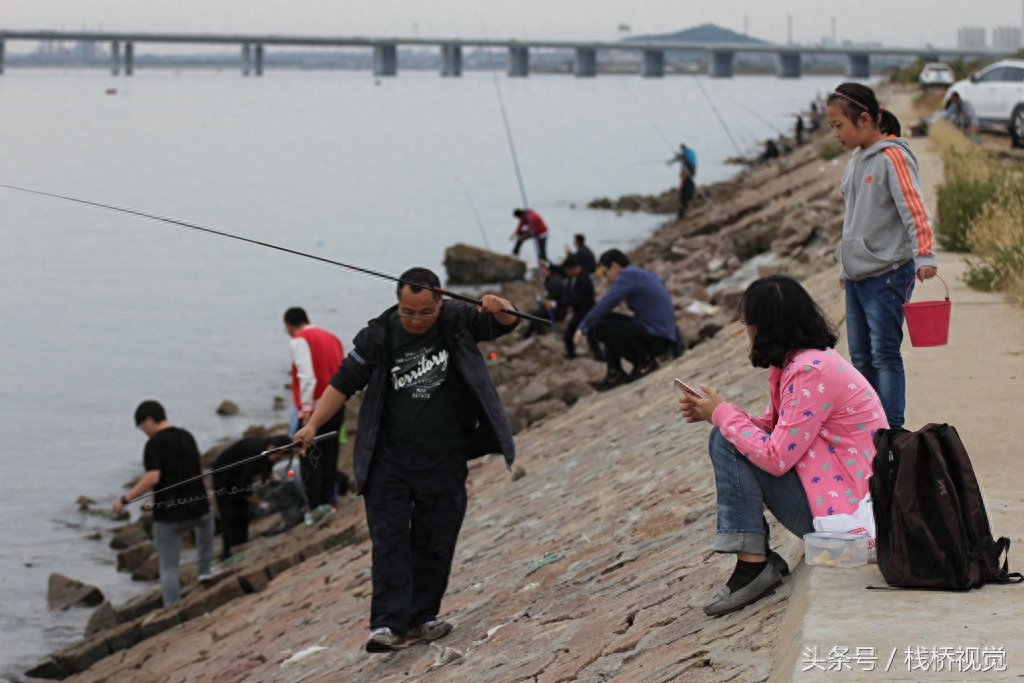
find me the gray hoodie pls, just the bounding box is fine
[835,137,937,281]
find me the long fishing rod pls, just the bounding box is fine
[0,183,551,325]
[482,42,556,335]
[125,431,336,506]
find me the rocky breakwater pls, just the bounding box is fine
[30,128,849,682]
[483,130,847,435]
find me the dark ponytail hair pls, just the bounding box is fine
[879,109,902,137]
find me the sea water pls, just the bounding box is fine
[0,67,845,676]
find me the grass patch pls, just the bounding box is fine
[931,120,1024,303]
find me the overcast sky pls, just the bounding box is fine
[2,0,1023,48]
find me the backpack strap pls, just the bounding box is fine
[990,537,1024,584]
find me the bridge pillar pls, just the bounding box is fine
[508,46,529,77]
[846,53,870,79]
[111,40,120,75]
[242,43,251,76]
[776,51,801,78]
[373,44,397,77]
[441,44,462,77]
[574,48,596,77]
[0,39,5,75]
[708,50,734,78]
[255,44,264,76]
[125,42,134,76]
[642,50,664,78]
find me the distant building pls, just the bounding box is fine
[992,26,1022,51]
[957,26,987,49]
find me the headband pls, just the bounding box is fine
[831,90,872,113]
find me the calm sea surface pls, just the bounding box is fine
[0,67,846,676]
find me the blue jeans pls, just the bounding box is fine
[153,511,215,606]
[708,428,813,554]
[845,261,915,428]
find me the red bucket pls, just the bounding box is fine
[903,275,950,347]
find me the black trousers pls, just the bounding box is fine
[593,312,672,370]
[564,309,603,359]
[678,176,696,218]
[512,235,548,262]
[362,458,468,634]
[217,498,249,559]
[300,407,345,509]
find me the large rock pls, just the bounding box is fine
[109,523,148,550]
[47,573,105,611]
[85,600,119,637]
[444,243,526,284]
[116,541,155,573]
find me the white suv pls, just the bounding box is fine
[944,58,1024,147]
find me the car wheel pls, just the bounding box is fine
[1011,105,1024,148]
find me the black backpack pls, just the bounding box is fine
[870,423,1023,589]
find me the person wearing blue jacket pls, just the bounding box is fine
[574,249,679,391]
[294,268,519,654]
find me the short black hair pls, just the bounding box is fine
[513,208,526,218]
[562,254,580,269]
[573,233,586,245]
[283,307,309,327]
[598,249,630,270]
[134,400,166,426]
[741,275,838,368]
[397,267,442,300]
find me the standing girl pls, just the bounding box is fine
[827,83,938,429]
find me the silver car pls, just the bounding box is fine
[944,58,1024,146]
[919,62,955,87]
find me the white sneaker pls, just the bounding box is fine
[197,567,221,582]
[365,627,402,653]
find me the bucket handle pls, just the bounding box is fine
[905,274,949,304]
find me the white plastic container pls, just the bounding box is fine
[803,531,869,568]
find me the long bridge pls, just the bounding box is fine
[0,30,1006,79]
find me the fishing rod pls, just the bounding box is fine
[0,183,551,326]
[125,431,336,506]
[481,42,557,335]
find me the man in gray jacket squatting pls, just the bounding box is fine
[294,267,519,653]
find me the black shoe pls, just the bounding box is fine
[627,357,660,382]
[767,550,791,577]
[594,368,627,392]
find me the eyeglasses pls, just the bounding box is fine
[398,308,440,321]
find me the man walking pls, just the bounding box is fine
[574,249,679,391]
[294,268,518,653]
[113,400,216,606]
[284,307,345,511]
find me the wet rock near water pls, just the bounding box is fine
[216,400,239,416]
[444,243,527,284]
[47,573,105,611]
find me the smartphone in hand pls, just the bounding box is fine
[673,378,707,399]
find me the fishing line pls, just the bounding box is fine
[455,176,491,250]
[126,431,336,506]
[691,76,744,157]
[725,94,786,136]
[0,183,551,325]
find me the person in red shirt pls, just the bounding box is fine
[284,307,345,510]
[510,208,549,263]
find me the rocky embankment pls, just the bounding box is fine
[27,122,851,682]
